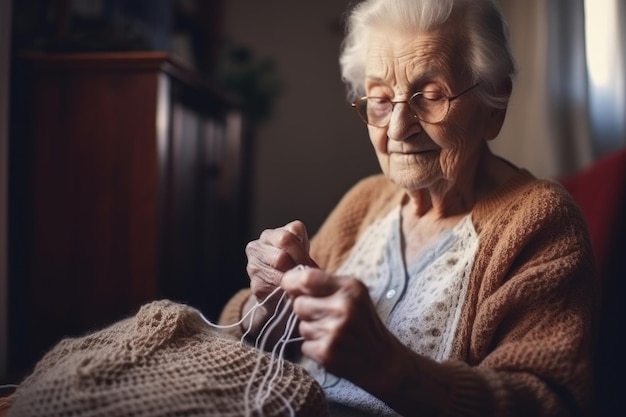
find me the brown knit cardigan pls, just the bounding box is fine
[219,170,596,417]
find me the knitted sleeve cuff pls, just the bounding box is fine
[440,361,493,417]
[217,289,252,339]
[0,392,16,413]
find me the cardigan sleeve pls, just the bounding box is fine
[444,178,597,417]
[217,289,252,339]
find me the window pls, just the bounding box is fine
[584,0,626,155]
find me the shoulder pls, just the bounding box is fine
[473,170,585,232]
[471,170,593,274]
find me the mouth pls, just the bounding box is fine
[390,148,438,155]
[387,137,440,155]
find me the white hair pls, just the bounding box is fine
[339,0,518,109]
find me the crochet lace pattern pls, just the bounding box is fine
[7,300,328,417]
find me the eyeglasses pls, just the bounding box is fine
[351,83,480,127]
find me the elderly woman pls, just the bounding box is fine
[220,0,595,416]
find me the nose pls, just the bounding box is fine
[386,102,423,141]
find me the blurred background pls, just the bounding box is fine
[1,0,625,386]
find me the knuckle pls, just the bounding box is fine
[292,296,306,315]
[259,228,275,242]
[271,249,294,271]
[344,277,369,297]
[298,320,312,338]
[286,219,306,234]
[244,241,256,256]
[287,221,309,244]
[275,230,297,247]
[245,262,257,277]
[299,270,318,287]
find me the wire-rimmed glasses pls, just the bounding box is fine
[351,83,480,127]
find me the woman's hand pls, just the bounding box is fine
[245,220,318,302]
[242,220,318,345]
[281,267,404,393]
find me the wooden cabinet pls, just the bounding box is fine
[8,52,250,374]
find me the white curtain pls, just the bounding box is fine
[585,0,626,156]
[493,0,626,178]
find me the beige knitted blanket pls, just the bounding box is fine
[6,300,328,417]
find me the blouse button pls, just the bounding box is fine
[386,289,396,299]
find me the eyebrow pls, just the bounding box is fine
[364,75,389,87]
[409,69,443,88]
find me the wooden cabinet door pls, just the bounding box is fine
[8,52,247,376]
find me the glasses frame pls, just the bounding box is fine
[351,83,480,127]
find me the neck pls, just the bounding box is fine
[402,144,515,220]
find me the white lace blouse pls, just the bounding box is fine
[312,205,480,416]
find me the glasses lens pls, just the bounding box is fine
[409,92,448,124]
[355,98,391,127]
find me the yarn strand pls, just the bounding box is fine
[200,286,302,417]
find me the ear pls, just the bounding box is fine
[484,77,512,141]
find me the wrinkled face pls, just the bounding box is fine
[364,26,497,192]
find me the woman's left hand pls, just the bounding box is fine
[281,267,404,392]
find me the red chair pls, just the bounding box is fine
[559,147,626,417]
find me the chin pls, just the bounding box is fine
[387,170,440,191]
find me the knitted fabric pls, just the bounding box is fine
[7,300,329,417]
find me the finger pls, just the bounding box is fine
[248,270,279,300]
[245,246,285,302]
[292,294,344,322]
[298,318,334,342]
[283,220,310,252]
[299,337,332,368]
[282,221,320,268]
[246,239,299,274]
[281,268,342,298]
[298,326,347,372]
[257,227,313,268]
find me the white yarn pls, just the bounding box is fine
[200,285,304,417]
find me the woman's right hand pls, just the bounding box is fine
[245,220,318,302]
